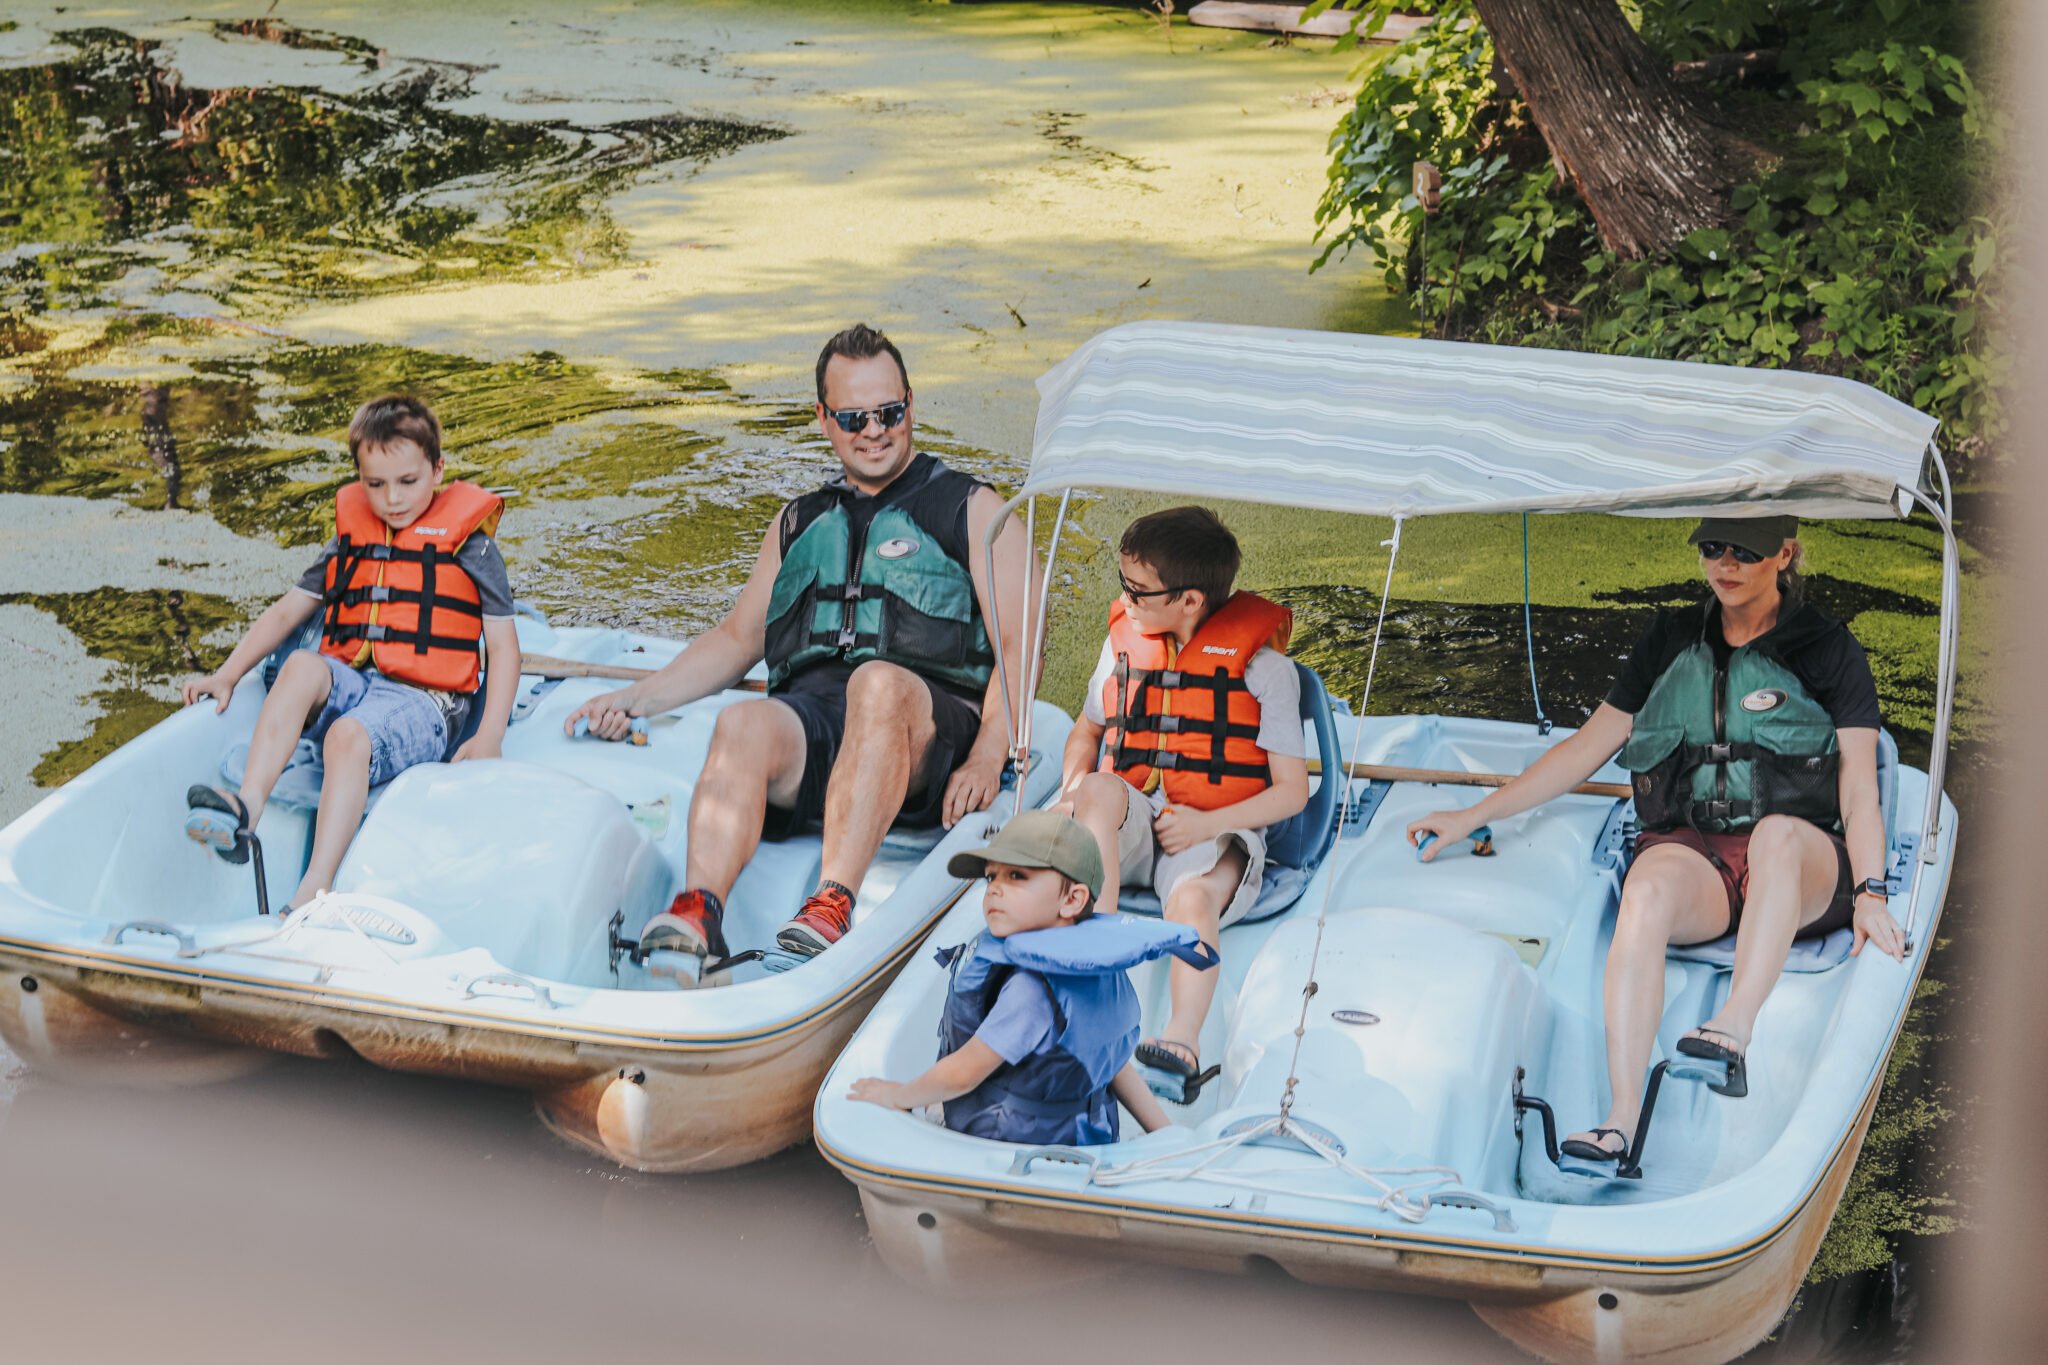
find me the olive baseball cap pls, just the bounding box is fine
[1688,514,1798,559]
[947,809,1104,900]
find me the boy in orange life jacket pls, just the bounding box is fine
[1052,506,1309,1100]
[179,396,522,914]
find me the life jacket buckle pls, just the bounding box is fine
[1701,798,1734,820]
[1705,742,1734,762]
[362,624,389,641]
[1156,670,1183,688]
[1155,715,1182,734]
[368,585,392,603]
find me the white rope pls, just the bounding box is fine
[1089,1115,1461,1223]
[1276,516,1404,1122]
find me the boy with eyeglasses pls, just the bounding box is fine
[1052,506,1309,1103]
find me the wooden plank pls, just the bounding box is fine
[1186,3,1430,41]
[520,654,767,692]
[1307,759,1632,800]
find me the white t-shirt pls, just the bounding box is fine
[1082,639,1305,759]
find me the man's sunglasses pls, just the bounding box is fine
[824,400,909,435]
[1118,572,1189,603]
[1696,540,1767,565]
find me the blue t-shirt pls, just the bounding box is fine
[973,972,1058,1065]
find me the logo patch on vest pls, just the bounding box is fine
[876,537,920,560]
[1200,645,1238,656]
[1740,688,1788,713]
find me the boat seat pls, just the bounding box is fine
[1662,729,1898,975]
[1118,661,1343,925]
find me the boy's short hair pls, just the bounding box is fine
[348,395,443,468]
[815,323,909,403]
[1120,505,1240,609]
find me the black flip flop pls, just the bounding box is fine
[1676,1028,1749,1098]
[1559,1127,1629,1163]
[1135,1039,1221,1105]
[183,784,252,865]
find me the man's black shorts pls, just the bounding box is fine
[761,663,985,842]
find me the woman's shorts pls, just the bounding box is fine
[1113,779,1267,928]
[1631,825,1856,940]
[307,655,458,787]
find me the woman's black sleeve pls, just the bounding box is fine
[1603,612,1671,715]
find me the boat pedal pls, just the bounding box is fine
[1141,1061,1221,1106]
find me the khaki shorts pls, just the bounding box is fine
[1114,781,1268,928]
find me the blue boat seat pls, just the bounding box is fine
[1117,661,1343,926]
[1664,729,1898,975]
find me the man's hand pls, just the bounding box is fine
[1153,803,1220,856]
[942,748,1005,827]
[182,673,237,715]
[451,734,502,763]
[848,1077,916,1111]
[563,687,639,741]
[1850,896,1906,961]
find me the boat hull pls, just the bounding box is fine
[839,1075,1875,1363]
[0,945,907,1174]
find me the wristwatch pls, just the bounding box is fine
[1855,876,1889,899]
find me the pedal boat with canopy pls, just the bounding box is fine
[813,321,1961,1365]
[0,616,1069,1172]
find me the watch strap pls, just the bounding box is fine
[1856,876,1889,898]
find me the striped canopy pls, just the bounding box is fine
[1025,322,1938,519]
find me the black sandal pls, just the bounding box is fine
[183,785,253,865]
[1675,1027,1749,1099]
[1559,1127,1629,1163]
[1135,1039,1221,1106]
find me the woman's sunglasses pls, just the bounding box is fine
[825,400,909,435]
[1696,540,1767,565]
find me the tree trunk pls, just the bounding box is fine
[1470,0,1754,259]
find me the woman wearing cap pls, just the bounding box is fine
[1407,516,1905,1166]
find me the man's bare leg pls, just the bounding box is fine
[815,662,940,894]
[684,698,808,901]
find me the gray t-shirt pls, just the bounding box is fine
[1082,640,1306,758]
[292,530,515,618]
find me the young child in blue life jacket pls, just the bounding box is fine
[849,809,1216,1144]
[179,395,522,914]
[1053,506,1310,1105]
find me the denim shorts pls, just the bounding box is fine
[308,655,459,786]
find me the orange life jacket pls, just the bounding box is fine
[1098,591,1294,810]
[319,480,504,694]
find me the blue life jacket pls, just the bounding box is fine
[936,915,1219,1146]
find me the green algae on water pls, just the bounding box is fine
[0,587,248,788]
[0,27,787,317]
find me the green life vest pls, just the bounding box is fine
[1619,633,1840,835]
[762,459,994,694]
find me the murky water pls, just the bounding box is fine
[0,3,1975,1358]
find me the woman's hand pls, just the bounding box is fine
[450,735,502,763]
[1850,895,1906,961]
[563,687,639,741]
[1406,809,1480,862]
[181,673,236,714]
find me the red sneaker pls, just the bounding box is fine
[776,885,854,958]
[639,889,728,961]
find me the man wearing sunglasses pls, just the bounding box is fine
[567,324,1033,967]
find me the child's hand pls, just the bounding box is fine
[1152,804,1218,855]
[848,1077,915,1111]
[450,735,502,763]
[182,674,236,714]
[563,688,638,741]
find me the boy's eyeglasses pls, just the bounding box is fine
[824,400,909,435]
[1696,540,1767,565]
[1118,572,1188,603]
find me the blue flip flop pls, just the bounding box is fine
[183,784,253,865]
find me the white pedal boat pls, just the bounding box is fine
[0,615,1068,1172]
[815,322,1963,1365]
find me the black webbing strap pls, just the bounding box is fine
[1204,667,1231,785]
[322,621,482,655]
[1112,749,1272,782]
[416,543,438,654]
